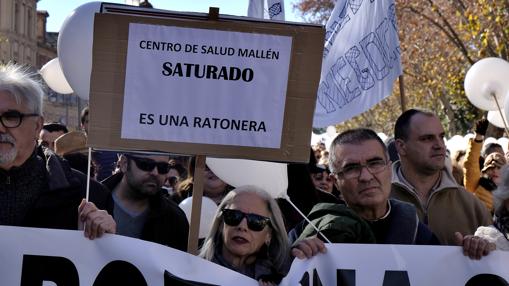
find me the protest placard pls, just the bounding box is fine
[88,9,324,162]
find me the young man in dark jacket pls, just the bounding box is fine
[102,153,189,251]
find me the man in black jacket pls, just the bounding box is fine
[102,153,189,251]
[0,63,115,239]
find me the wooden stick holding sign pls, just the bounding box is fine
[87,3,324,254]
[187,155,206,255]
[187,7,220,255]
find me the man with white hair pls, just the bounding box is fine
[0,63,115,238]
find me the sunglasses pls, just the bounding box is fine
[222,209,271,232]
[126,155,171,175]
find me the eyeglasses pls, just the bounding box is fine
[126,155,171,175]
[222,209,271,232]
[0,110,39,128]
[335,159,388,179]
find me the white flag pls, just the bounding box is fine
[248,0,285,20]
[248,0,264,18]
[267,0,285,20]
[313,0,402,127]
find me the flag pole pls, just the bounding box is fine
[399,75,406,112]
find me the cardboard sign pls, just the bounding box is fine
[88,9,324,162]
[122,23,291,149]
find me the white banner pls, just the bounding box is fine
[281,244,509,286]
[0,226,256,285]
[313,0,402,127]
[2,226,508,286]
[248,0,264,18]
[122,23,292,148]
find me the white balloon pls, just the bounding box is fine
[40,58,73,94]
[464,133,475,141]
[484,136,498,147]
[498,137,508,154]
[326,125,337,138]
[57,2,102,100]
[446,134,466,154]
[464,57,509,111]
[377,132,388,142]
[206,158,288,198]
[503,95,509,130]
[488,110,508,129]
[310,132,322,146]
[178,196,218,238]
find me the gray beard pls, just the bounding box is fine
[0,146,17,164]
[0,133,17,164]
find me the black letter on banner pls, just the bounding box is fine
[299,271,310,286]
[20,255,78,286]
[465,274,508,286]
[296,269,325,286]
[382,270,410,286]
[164,270,220,286]
[337,269,356,286]
[93,260,147,286]
[313,269,324,286]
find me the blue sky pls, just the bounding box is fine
[37,0,305,32]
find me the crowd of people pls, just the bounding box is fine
[2,63,509,284]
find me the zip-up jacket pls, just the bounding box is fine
[391,161,492,245]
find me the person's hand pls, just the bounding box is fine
[474,119,489,136]
[454,232,495,260]
[78,199,116,240]
[291,236,327,259]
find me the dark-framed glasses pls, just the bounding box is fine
[222,209,271,232]
[335,159,388,179]
[0,110,39,128]
[126,155,171,175]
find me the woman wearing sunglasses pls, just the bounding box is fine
[199,185,291,285]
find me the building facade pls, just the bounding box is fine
[0,0,83,129]
[0,0,37,65]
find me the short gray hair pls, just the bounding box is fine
[0,63,44,115]
[199,185,290,272]
[329,128,388,174]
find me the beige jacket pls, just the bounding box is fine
[391,161,492,245]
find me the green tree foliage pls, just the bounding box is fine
[294,0,509,137]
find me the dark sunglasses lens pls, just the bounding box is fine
[130,157,170,174]
[155,162,170,174]
[223,209,243,226]
[134,159,156,172]
[222,209,268,231]
[246,214,268,231]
